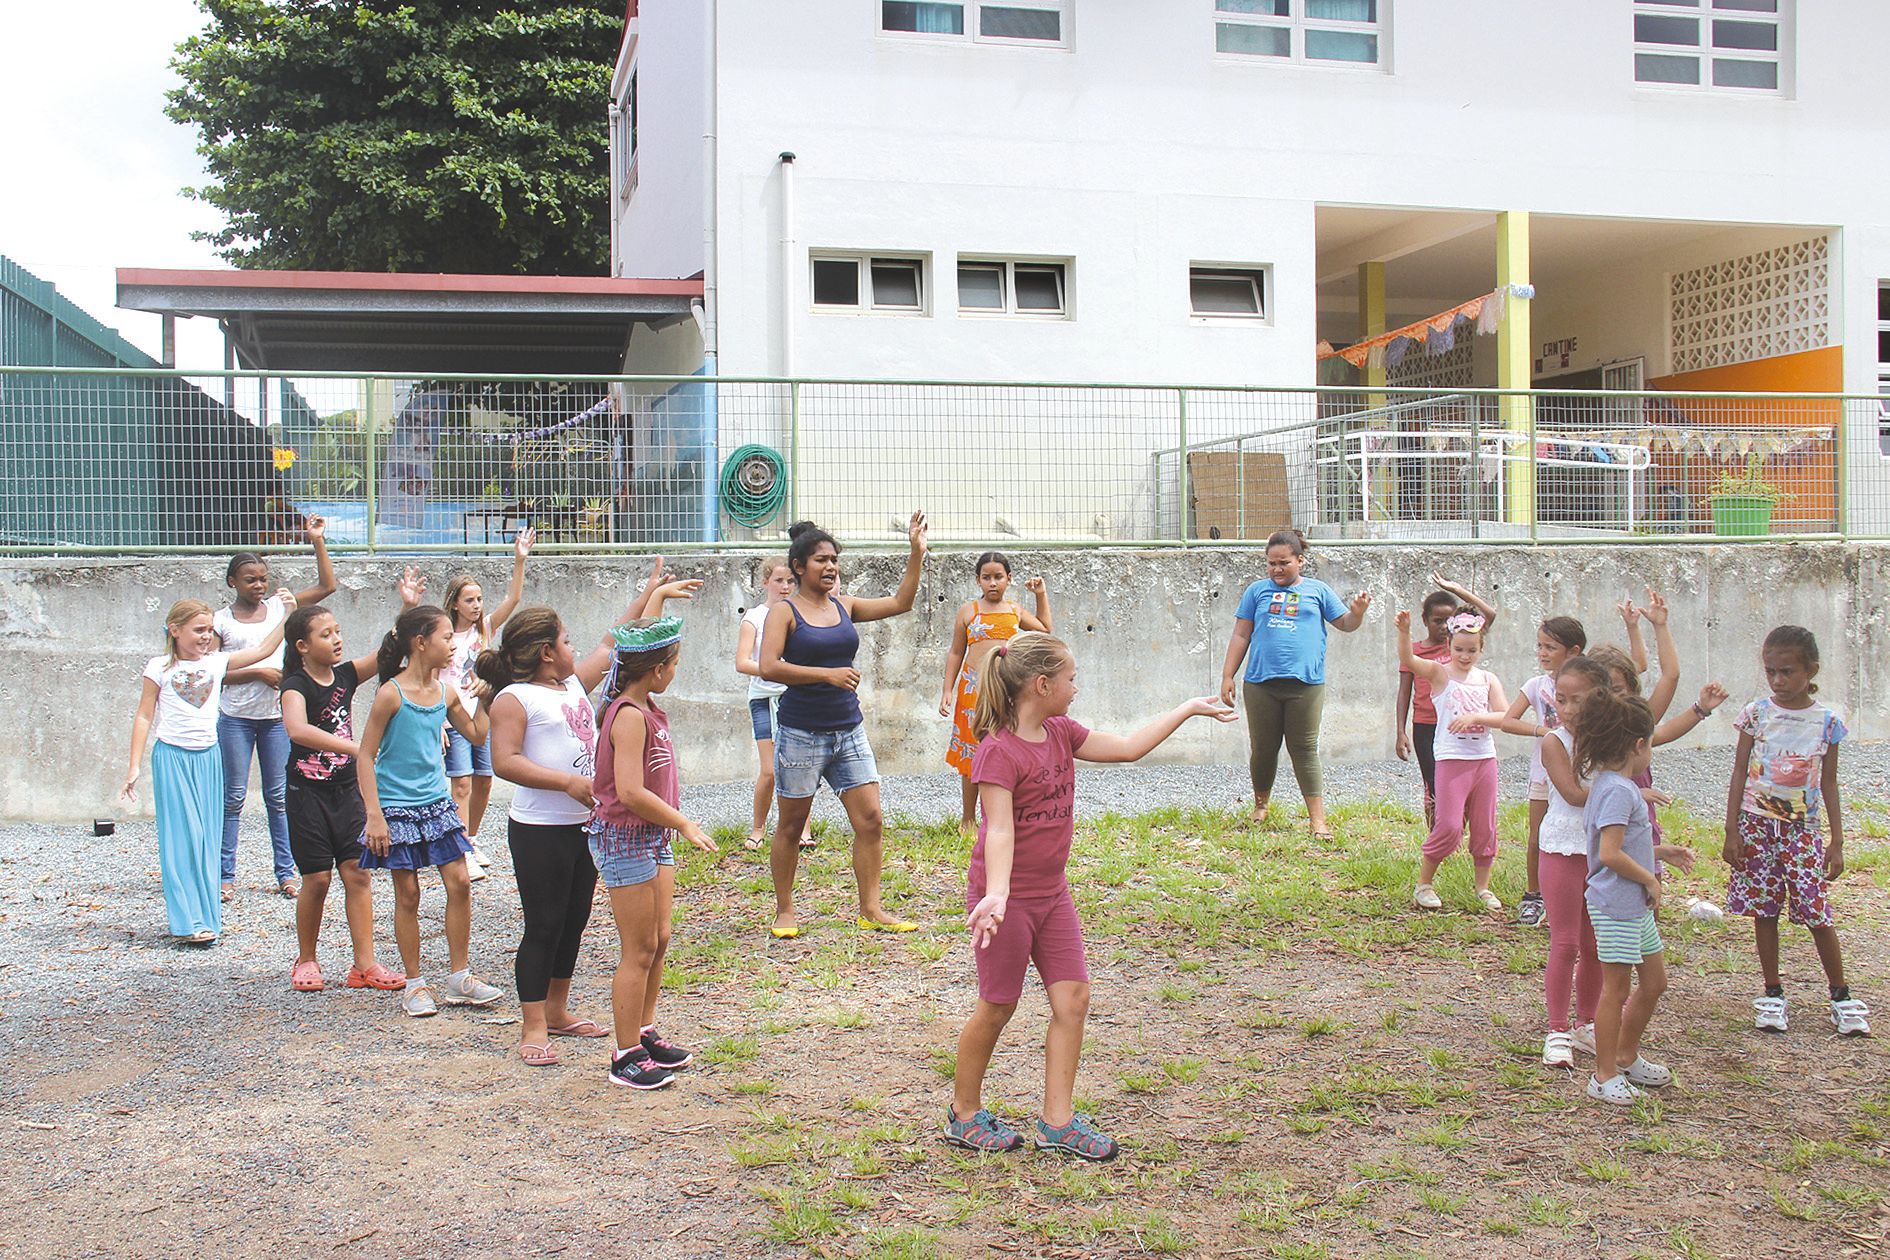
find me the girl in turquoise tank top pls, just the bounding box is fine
[357,606,502,1018]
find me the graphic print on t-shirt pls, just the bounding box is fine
[562,700,598,778]
[295,692,354,781]
[170,667,215,708]
[1265,589,1302,632]
[646,724,674,775]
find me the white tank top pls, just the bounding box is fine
[499,677,598,826]
[1540,727,1587,856]
[1431,672,1498,761]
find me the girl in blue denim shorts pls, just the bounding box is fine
[758,514,928,939]
[590,616,720,1090]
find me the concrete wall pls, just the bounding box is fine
[3,544,1884,822]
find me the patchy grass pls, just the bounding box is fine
[633,795,1890,1256]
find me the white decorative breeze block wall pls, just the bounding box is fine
[1668,235,1831,374]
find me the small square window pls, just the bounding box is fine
[957,263,1005,310]
[870,260,923,309]
[1636,52,1701,83]
[882,1,965,34]
[1712,56,1777,88]
[1012,265,1066,312]
[980,4,1060,41]
[812,259,860,307]
[1190,268,1267,318]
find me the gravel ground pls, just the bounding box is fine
[3,743,1886,1256]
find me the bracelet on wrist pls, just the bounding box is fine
[1691,702,1712,719]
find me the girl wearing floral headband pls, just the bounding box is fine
[1397,606,1510,912]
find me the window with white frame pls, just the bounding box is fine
[811,254,927,313]
[1190,267,1269,319]
[881,1,1068,46]
[1633,0,1786,92]
[957,259,1069,316]
[612,70,637,199]
[1214,0,1383,66]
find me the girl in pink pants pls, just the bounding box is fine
[1398,609,1509,912]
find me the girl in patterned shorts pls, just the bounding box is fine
[1723,626,1869,1037]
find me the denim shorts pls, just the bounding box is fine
[587,821,676,888]
[749,696,777,743]
[774,722,879,800]
[443,726,492,777]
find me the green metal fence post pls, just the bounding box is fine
[788,380,801,524]
[1176,388,1189,544]
[1837,397,1849,537]
[362,380,377,554]
[1527,397,1539,544]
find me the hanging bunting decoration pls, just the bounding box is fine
[1320,284,1534,368]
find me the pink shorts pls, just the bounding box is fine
[969,886,1090,1005]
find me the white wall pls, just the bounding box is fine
[611,4,707,282]
[700,1,1890,389]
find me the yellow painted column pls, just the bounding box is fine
[1496,210,1533,528]
[1358,261,1388,520]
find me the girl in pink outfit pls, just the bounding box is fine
[1398,609,1508,912]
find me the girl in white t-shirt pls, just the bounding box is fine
[733,557,812,852]
[438,526,534,872]
[215,516,337,900]
[123,595,296,944]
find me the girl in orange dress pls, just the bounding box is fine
[940,552,1052,834]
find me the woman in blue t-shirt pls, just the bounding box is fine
[1217,529,1371,839]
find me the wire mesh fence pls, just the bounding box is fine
[0,367,1881,553]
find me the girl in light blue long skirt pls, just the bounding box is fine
[124,597,293,944]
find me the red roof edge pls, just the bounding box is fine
[116,268,701,298]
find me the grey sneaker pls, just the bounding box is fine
[1517,893,1547,928]
[1831,998,1871,1037]
[401,984,438,1018]
[439,971,503,1007]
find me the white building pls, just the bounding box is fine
[607,1,1890,540]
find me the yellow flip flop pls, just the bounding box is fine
[857,916,918,933]
[768,924,800,939]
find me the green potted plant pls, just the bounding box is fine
[1708,454,1791,537]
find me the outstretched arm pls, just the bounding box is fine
[1431,571,1497,633]
[844,510,928,623]
[1654,682,1727,747]
[486,527,535,635]
[1642,590,1679,722]
[291,515,338,607]
[1076,696,1238,763]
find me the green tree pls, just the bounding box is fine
[168,0,622,274]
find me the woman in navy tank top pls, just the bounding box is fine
[758,512,928,938]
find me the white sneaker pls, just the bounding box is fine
[438,971,503,1006]
[1569,1023,1596,1057]
[1542,1030,1574,1067]
[401,984,438,1018]
[1623,1056,1673,1088]
[465,851,488,882]
[1476,888,1504,912]
[1754,995,1788,1033]
[470,842,493,867]
[1586,1074,1643,1106]
[1413,884,1443,910]
[1831,998,1872,1037]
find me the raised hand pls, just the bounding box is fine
[275,586,299,610]
[303,515,326,543]
[1349,590,1373,618]
[1697,681,1728,713]
[1394,609,1412,634]
[1638,587,1669,627]
[1024,576,1046,596]
[398,565,427,606]
[1618,598,1640,629]
[515,526,537,559]
[908,510,929,556]
[655,578,703,602]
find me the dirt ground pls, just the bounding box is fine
[2,796,1887,1259]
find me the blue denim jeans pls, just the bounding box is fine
[217,713,295,884]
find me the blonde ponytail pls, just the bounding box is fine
[970,632,1071,740]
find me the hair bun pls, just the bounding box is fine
[787,520,818,540]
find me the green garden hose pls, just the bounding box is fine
[719,444,789,528]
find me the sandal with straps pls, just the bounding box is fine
[941,1106,1023,1152]
[1034,1113,1118,1162]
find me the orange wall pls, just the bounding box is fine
[1647,347,1843,526]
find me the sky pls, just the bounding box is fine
[1,1,229,367]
